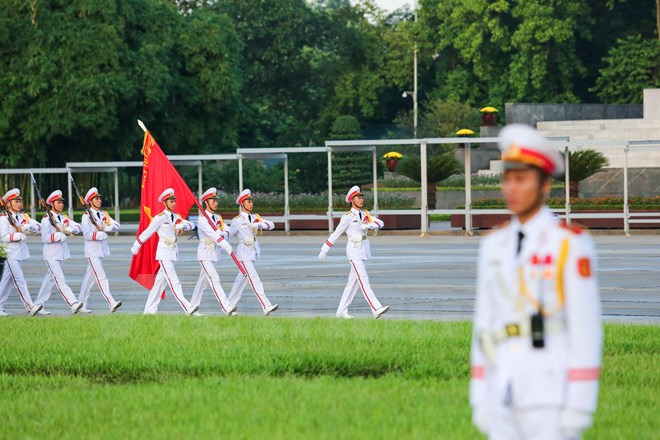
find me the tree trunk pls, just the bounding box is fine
[569,180,580,198]
[427,182,437,209]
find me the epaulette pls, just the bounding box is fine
[345,210,351,215]
[157,212,166,217]
[233,215,241,220]
[559,220,584,234]
[0,213,5,217]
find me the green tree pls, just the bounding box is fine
[591,35,660,104]
[397,153,462,209]
[330,116,374,191]
[0,0,242,167]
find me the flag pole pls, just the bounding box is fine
[137,120,247,277]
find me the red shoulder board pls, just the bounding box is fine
[559,220,584,235]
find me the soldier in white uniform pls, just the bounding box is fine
[226,189,278,316]
[77,187,122,313]
[190,187,236,316]
[35,190,84,314]
[130,188,199,316]
[318,186,390,319]
[0,189,43,316]
[470,124,602,440]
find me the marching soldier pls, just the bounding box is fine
[318,186,389,319]
[226,189,278,316]
[470,124,602,439]
[130,188,199,316]
[0,189,43,316]
[77,187,122,313]
[190,187,236,316]
[35,190,84,314]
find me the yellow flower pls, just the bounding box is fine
[456,129,475,137]
[480,106,498,113]
[383,151,403,160]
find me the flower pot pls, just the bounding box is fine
[386,159,399,172]
[482,113,497,126]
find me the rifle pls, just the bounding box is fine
[29,170,64,234]
[0,197,20,232]
[67,169,101,232]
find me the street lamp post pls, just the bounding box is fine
[402,3,419,138]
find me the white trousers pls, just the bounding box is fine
[489,406,579,440]
[337,259,383,316]
[190,260,231,312]
[143,260,193,314]
[227,260,273,311]
[78,257,118,309]
[36,259,79,307]
[0,259,36,311]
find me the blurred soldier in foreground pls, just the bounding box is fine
[470,124,602,439]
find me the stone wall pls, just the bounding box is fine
[506,103,642,126]
[580,168,660,198]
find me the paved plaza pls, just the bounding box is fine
[3,232,659,323]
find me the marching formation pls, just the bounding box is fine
[0,182,388,320]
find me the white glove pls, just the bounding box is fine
[175,223,185,231]
[20,223,31,233]
[560,409,592,438]
[95,231,108,240]
[130,242,141,255]
[360,222,371,231]
[104,224,119,233]
[243,236,255,246]
[472,407,489,435]
[218,238,232,255]
[13,232,27,242]
[53,232,67,243]
[319,250,327,261]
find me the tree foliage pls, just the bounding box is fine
[0,0,655,175]
[591,35,660,104]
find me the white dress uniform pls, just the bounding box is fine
[190,188,234,314]
[470,124,602,440]
[77,187,122,312]
[226,189,278,315]
[35,190,84,313]
[0,189,43,316]
[319,186,389,319]
[131,188,197,315]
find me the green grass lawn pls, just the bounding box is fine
[0,317,657,439]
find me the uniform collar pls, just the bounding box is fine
[350,207,361,216]
[206,209,216,216]
[241,211,252,219]
[51,210,62,217]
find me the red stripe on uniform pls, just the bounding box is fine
[10,233,14,242]
[242,262,267,309]
[471,365,485,379]
[568,368,600,381]
[136,237,144,245]
[45,261,73,306]
[325,240,332,247]
[6,261,30,309]
[93,231,97,240]
[350,260,377,311]
[160,262,188,312]
[50,234,55,243]
[216,237,224,243]
[88,258,112,306]
[201,261,227,312]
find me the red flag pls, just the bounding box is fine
[128,131,198,290]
